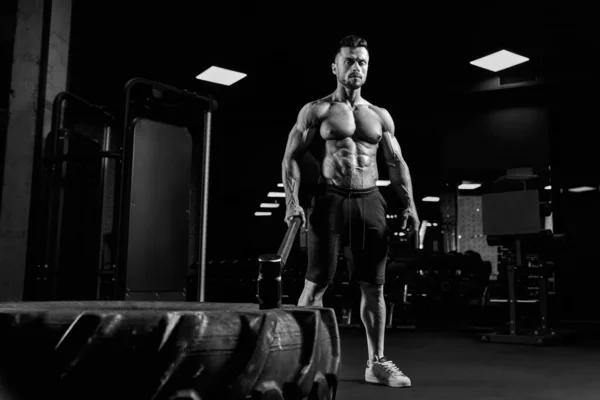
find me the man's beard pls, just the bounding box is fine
[338,75,363,90]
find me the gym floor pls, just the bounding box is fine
[336,327,600,400]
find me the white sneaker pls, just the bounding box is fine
[365,357,411,387]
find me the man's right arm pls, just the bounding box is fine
[281,102,318,227]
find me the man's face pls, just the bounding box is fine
[332,46,369,89]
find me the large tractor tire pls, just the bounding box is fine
[0,302,340,400]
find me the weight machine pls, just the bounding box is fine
[35,79,217,302]
[479,190,562,345]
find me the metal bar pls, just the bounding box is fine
[46,92,116,279]
[123,78,219,111]
[45,93,71,299]
[44,102,67,278]
[515,237,522,267]
[508,266,517,337]
[50,92,114,158]
[97,125,112,292]
[197,107,212,302]
[539,268,549,332]
[50,136,68,300]
[490,299,539,304]
[44,94,73,274]
[387,302,395,328]
[277,216,302,267]
[507,237,522,335]
[46,152,121,162]
[114,80,137,299]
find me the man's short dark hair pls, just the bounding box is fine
[335,35,369,60]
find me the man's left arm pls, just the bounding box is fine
[379,109,420,232]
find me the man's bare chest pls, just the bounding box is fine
[318,104,383,144]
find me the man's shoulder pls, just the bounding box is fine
[365,103,394,131]
[304,95,334,112]
[298,96,332,123]
[364,103,390,117]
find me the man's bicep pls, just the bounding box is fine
[284,104,317,159]
[379,108,404,164]
[381,131,404,166]
[285,126,313,158]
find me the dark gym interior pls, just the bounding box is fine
[1,1,599,399]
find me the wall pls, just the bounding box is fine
[550,87,600,320]
[442,105,550,175]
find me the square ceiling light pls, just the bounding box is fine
[568,186,596,193]
[260,203,280,209]
[470,50,529,72]
[458,182,481,190]
[196,66,247,86]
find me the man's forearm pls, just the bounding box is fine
[389,161,417,212]
[282,157,302,211]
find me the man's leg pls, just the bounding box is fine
[354,191,411,387]
[360,279,411,388]
[300,189,342,308]
[297,280,329,307]
[358,281,386,361]
[351,191,389,361]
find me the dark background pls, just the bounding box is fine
[2,1,599,317]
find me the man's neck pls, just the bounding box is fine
[333,85,362,106]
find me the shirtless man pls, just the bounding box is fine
[282,35,420,388]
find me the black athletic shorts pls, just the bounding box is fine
[306,184,389,286]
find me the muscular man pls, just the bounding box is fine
[282,35,420,388]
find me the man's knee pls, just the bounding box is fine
[358,281,384,294]
[298,279,329,307]
[303,279,329,296]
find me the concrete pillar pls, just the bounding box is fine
[0,0,71,301]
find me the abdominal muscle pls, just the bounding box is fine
[320,138,379,189]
